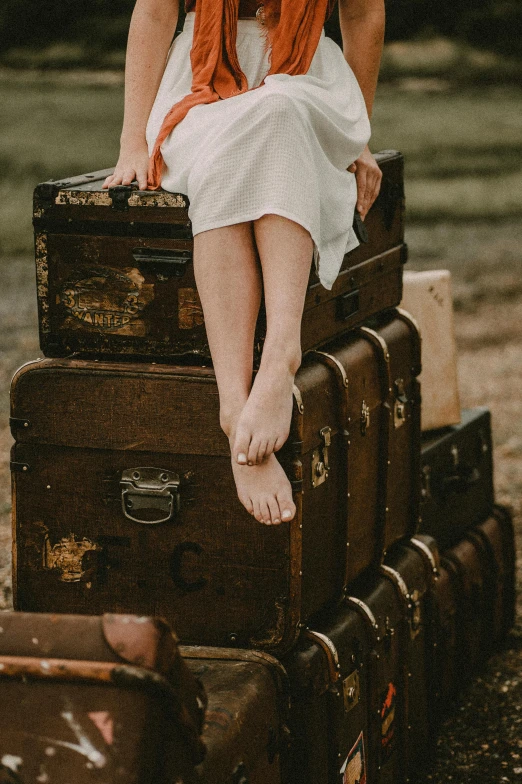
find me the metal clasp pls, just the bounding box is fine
[312,426,332,488]
[360,401,370,435]
[394,378,408,429]
[120,468,180,525]
[343,669,361,713]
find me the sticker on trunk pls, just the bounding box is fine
[340,730,366,784]
[381,682,397,761]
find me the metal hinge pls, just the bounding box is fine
[9,417,31,437]
[311,426,331,488]
[11,461,31,473]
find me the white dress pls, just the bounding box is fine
[146,12,371,291]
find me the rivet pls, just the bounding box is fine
[299,571,303,576]
[24,422,29,428]
[46,485,51,490]
[346,542,350,548]
[22,466,28,472]
[385,507,389,513]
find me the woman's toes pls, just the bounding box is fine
[259,499,271,526]
[267,496,282,525]
[277,493,296,522]
[247,438,262,466]
[234,430,251,465]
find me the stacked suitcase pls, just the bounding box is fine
[1,151,516,783]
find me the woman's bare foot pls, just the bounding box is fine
[231,453,296,525]
[233,348,301,466]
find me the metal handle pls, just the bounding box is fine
[132,247,192,279]
[442,465,481,495]
[337,289,360,321]
[120,468,180,525]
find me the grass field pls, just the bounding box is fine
[0,73,522,781]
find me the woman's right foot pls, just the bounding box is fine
[231,452,296,526]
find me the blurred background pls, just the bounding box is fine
[0,2,521,780]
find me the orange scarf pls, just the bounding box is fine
[147,0,330,190]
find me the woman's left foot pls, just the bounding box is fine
[233,349,301,466]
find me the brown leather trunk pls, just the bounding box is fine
[382,535,440,780]
[0,613,206,784]
[33,151,406,363]
[433,506,516,714]
[182,647,290,784]
[280,542,438,784]
[11,311,420,655]
[430,561,460,724]
[465,505,516,647]
[419,407,494,549]
[441,525,493,681]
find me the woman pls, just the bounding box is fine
[103,0,385,528]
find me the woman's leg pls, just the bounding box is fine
[233,214,314,466]
[193,222,296,526]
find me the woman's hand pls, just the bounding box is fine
[348,145,382,220]
[102,141,150,190]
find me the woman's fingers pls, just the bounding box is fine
[356,167,368,217]
[355,163,382,219]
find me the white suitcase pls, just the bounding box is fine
[401,270,461,432]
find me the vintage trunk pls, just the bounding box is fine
[441,531,491,680]
[382,535,440,779]
[11,312,420,655]
[431,562,460,723]
[33,151,406,363]
[432,507,516,715]
[0,613,206,784]
[182,648,290,784]
[418,407,494,549]
[281,562,418,784]
[400,269,461,432]
[466,505,516,647]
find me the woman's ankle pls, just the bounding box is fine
[220,403,246,439]
[259,339,302,377]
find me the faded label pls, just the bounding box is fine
[178,288,204,330]
[43,534,100,582]
[340,731,366,784]
[58,266,154,335]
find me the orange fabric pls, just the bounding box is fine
[147,0,330,189]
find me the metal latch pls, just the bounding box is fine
[360,401,370,435]
[394,378,408,429]
[311,426,332,488]
[409,589,422,640]
[109,184,133,211]
[120,468,180,525]
[343,669,361,713]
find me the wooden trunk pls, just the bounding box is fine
[419,407,494,549]
[33,151,406,364]
[382,535,440,780]
[183,648,290,784]
[0,613,206,784]
[11,311,420,656]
